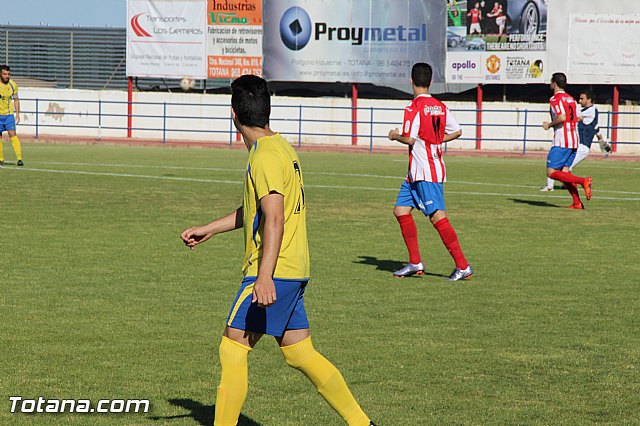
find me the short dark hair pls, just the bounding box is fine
[0,65,10,72]
[411,63,432,88]
[579,89,594,102]
[551,72,567,89]
[231,75,270,128]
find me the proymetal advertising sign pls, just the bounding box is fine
[262,0,446,85]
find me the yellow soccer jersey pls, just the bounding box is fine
[0,79,18,115]
[242,133,310,280]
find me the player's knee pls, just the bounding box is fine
[393,206,408,217]
[429,210,446,225]
[281,336,315,369]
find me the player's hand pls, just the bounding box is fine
[542,121,550,130]
[388,128,400,141]
[180,226,214,250]
[252,275,277,308]
[15,114,20,125]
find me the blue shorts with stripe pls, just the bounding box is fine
[0,115,16,133]
[547,146,577,170]
[226,276,309,337]
[395,180,446,216]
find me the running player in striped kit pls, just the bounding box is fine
[542,73,592,209]
[388,63,473,281]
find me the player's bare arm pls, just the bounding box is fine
[252,192,284,308]
[543,114,565,130]
[443,129,462,143]
[14,95,20,125]
[388,128,416,146]
[180,207,243,250]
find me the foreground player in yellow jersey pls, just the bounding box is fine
[0,65,23,166]
[180,75,375,426]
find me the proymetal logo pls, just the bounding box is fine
[279,6,428,51]
[280,7,312,51]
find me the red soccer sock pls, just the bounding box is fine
[396,214,421,264]
[565,182,582,205]
[549,171,585,186]
[433,217,468,270]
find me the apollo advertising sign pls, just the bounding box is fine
[445,0,546,84]
[262,0,446,85]
[127,0,207,78]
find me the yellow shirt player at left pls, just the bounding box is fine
[180,75,376,426]
[0,65,23,166]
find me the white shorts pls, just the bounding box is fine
[470,23,481,33]
[570,144,591,170]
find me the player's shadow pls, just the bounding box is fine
[148,398,261,425]
[510,198,560,208]
[355,256,447,278]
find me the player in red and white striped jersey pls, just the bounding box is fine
[549,89,580,149]
[388,63,473,281]
[542,73,592,209]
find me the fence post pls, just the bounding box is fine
[162,102,167,144]
[298,105,302,148]
[369,106,374,152]
[35,98,39,140]
[127,77,133,138]
[351,83,358,146]
[476,83,483,150]
[97,98,102,141]
[612,85,619,152]
[522,109,528,156]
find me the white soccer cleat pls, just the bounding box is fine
[539,185,554,192]
[447,265,474,281]
[393,262,425,277]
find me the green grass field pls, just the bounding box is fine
[1,142,639,425]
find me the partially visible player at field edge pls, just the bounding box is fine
[542,72,592,209]
[180,75,376,426]
[388,62,473,281]
[0,65,23,166]
[541,89,609,192]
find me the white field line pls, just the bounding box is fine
[5,166,640,201]
[26,161,640,196]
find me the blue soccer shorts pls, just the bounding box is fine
[395,180,446,216]
[226,277,310,337]
[547,146,577,170]
[0,115,16,133]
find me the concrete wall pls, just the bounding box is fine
[16,88,640,154]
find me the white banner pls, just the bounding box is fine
[568,14,640,78]
[262,0,446,85]
[127,0,207,79]
[445,0,547,84]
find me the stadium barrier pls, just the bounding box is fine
[14,88,640,155]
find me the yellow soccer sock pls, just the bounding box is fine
[214,336,251,426]
[0,139,4,161]
[10,136,22,161]
[281,336,370,426]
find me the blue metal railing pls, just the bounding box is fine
[17,97,638,154]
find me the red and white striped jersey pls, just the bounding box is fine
[549,91,580,149]
[401,94,461,183]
